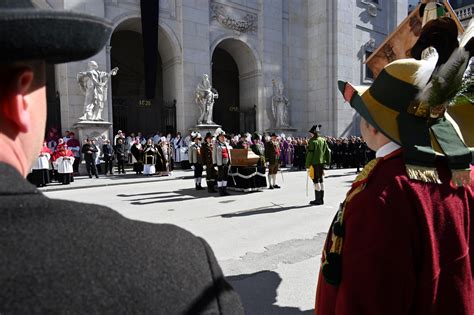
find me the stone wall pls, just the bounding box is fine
[307,0,407,137]
[45,0,408,138]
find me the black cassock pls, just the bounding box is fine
[131,144,144,173]
[155,145,167,172]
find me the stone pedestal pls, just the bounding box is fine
[73,120,113,143]
[190,124,222,137]
[73,121,113,176]
[266,126,298,137]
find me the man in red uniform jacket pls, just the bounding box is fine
[316,17,473,314]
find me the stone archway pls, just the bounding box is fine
[211,38,260,133]
[110,16,181,136]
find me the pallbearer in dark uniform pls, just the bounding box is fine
[189,131,205,190]
[305,124,331,205]
[202,132,217,193]
[264,133,281,189]
[212,128,232,196]
[250,133,265,167]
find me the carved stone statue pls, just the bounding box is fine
[271,79,290,128]
[194,74,219,125]
[77,61,118,121]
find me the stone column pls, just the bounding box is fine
[179,0,212,133]
[61,0,110,142]
[105,44,113,140]
[259,0,284,132]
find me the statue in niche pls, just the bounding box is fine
[77,61,118,121]
[272,79,290,128]
[194,74,219,125]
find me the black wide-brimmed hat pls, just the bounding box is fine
[270,133,277,137]
[309,125,321,134]
[0,0,113,64]
[252,132,261,141]
[204,132,213,139]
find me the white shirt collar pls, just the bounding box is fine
[376,141,401,158]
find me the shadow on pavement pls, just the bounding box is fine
[130,197,195,205]
[118,187,241,205]
[221,204,314,218]
[117,191,169,197]
[228,270,313,315]
[324,172,356,178]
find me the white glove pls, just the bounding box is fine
[203,165,207,170]
[191,165,195,170]
[265,162,270,167]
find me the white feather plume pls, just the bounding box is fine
[214,128,225,137]
[413,54,437,90]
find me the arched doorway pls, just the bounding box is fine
[111,27,163,137]
[211,38,259,133]
[45,64,61,136]
[212,48,240,133]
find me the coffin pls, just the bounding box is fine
[231,149,260,166]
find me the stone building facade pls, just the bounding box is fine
[39,0,409,138]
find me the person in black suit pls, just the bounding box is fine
[0,2,243,314]
[81,138,99,178]
[102,139,114,175]
[114,137,127,174]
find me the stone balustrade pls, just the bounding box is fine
[455,4,474,21]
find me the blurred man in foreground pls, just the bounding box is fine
[0,1,243,313]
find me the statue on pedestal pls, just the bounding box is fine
[77,61,118,121]
[194,74,219,125]
[271,79,290,128]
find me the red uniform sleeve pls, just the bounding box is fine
[334,182,419,314]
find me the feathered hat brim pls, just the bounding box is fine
[339,57,473,185]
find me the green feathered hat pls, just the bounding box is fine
[338,17,473,186]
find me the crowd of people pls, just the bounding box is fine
[27,126,374,187]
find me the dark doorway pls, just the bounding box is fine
[45,64,61,136]
[111,30,163,137]
[212,47,240,133]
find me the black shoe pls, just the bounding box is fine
[273,184,281,189]
[222,186,230,196]
[89,175,92,178]
[207,182,217,193]
[320,190,325,205]
[310,190,323,205]
[269,185,274,190]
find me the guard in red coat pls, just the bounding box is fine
[316,17,474,315]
